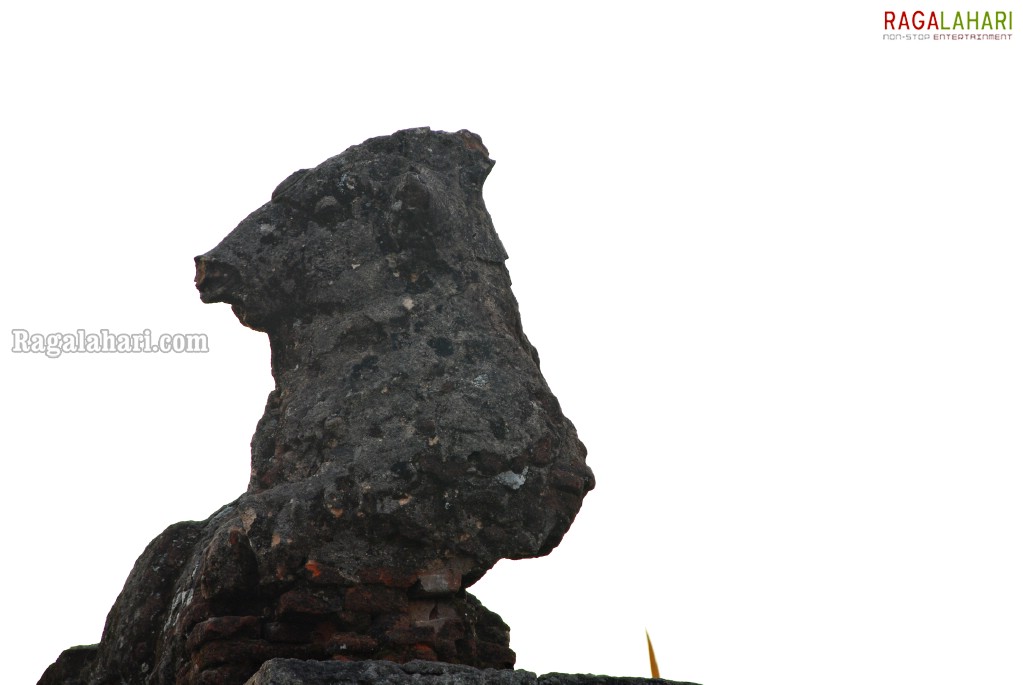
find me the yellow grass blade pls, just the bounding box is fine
[646,629,660,679]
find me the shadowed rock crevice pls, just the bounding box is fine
[40,128,593,685]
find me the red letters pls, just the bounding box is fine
[886,10,948,31]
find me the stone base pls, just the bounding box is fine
[175,587,515,683]
[39,589,514,685]
[244,659,701,685]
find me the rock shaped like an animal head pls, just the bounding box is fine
[195,128,507,333]
[40,129,595,685]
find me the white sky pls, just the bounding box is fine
[2,3,1021,684]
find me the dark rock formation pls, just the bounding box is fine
[244,659,702,685]
[40,128,594,685]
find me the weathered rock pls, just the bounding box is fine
[38,645,97,685]
[243,659,701,685]
[40,128,594,685]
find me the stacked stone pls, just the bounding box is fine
[179,587,512,683]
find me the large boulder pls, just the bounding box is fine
[40,128,594,685]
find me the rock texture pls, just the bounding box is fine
[39,128,594,685]
[244,659,702,685]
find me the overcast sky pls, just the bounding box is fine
[3,3,1021,685]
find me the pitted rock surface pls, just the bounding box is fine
[39,128,594,685]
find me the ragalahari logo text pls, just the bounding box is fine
[883,10,1014,40]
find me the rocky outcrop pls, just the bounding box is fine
[40,128,594,685]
